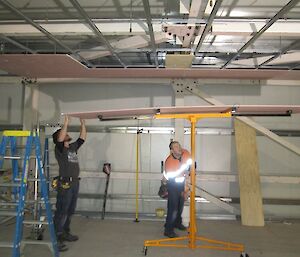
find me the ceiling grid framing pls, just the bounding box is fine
[0,0,93,67]
[221,0,300,69]
[194,0,223,54]
[69,0,126,67]
[0,0,299,73]
[0,34,36,54]
[142,0,159,68]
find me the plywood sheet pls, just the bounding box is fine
[234,119,265,226]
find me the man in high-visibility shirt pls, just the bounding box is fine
[163,141,191,238]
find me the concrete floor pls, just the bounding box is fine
[1,216,300,257]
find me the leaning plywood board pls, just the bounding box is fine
[234,119,265,226]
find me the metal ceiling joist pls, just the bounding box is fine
[79,32,170,60]
[0,34,36,54]
[194,0,223,54]
[142,0,159,67]
[211,21,300,37]
[258,39,300,68]
[0,0,92,67]
[232,52,300,67]
[221,0,299,69]
[69,0,126,67]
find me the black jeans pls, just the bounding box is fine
[164,181,185,233]
[54,180,79,237]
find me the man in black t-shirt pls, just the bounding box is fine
[52,115,86,251]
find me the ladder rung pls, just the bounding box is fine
[0,202,18,206]
[1,156,22,160]
[22,239,52,246]
[0,210,17,216]
[0,156,37,160]
[15,178,41,182]
[23,220,49,225]
[3,130,33,137]
[0,183,21,187]
[26,199,56,205]
[0,241,13,248]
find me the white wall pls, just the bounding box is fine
[1,78,300,219]
[0,83,23,124]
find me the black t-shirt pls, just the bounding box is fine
[55,138,84,178]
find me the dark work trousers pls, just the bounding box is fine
[164,181,185,233]
[54,180,79,237]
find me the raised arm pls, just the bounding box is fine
[79,118,87,141]
[57,115,69,142]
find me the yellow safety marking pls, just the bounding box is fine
[3,130,34,137]
[155,112,232,120]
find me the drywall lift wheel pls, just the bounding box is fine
[143,246,148,256]
[240,253,249,257]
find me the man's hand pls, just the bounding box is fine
[58,115,70,142]
[64,115,70,125]
[79,118,87,141]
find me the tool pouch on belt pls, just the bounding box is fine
[51,176,59,190]
[51,176,71,190]
[61,181,71,189]
[158,181,168,199]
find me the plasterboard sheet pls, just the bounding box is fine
[64,105,300,119]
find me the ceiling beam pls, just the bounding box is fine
[221,0,299,69]
[1,20,299,37]
[212,21,300,37]
[194,0,223,54]
[232,52,300,67]
[69,0,126,67]
[0,0,92,67]
[78,32,170,60]
[181,0,203,48]
[142,0,159,67]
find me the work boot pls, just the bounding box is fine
[62,232,79,242]
[57,240,68,252]
[175,224,187,231]
[164,230,178,238]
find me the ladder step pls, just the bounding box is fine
[0,202,18,206]
[1,156,22,160]
[0,210,17,216]
[22,239,53,246]
[3,130,32,137]
[0,156,37,160]
[23,220,49,225]
[0,241,13,248]
[0,183,21,187]
[15,178,41,182]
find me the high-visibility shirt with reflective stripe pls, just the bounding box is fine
[165,149,191,177]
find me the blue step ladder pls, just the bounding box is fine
[0,130,58,257]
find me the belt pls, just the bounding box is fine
[59,176,80,182]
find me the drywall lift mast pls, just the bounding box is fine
[143,112,246,256]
